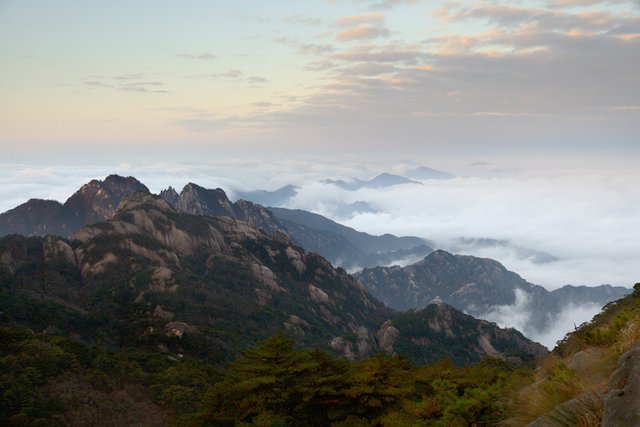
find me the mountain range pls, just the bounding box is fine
[0,190,545,365]
[355,250,629,332]
[1,173,637,426]
[0,174,628,354]
[317,167,454,192]
[0,176,430,271]
[234,184,299,207]
[158,183,432,270]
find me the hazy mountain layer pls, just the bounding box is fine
[355,250,630,333]
[405,166,455,180]
[321,172,422,191]
[270,207,432,269]
[234,184,299,207]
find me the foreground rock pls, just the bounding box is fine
[603,343,640,426]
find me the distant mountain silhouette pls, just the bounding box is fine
[405,166,455,180]
[235,184,299,206]
[322,173,421,191]
[269,207,432,270]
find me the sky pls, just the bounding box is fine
[1,0,638,163]
[1,1,639,294]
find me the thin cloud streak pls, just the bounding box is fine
[337,25,391,41]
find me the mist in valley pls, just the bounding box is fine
[1,159,638,348]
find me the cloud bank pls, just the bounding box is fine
[478,289,603,348]
[283,168,640,290]
[1,160,636,293]
[1,160,637,348]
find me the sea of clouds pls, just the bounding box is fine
[1,160,638,348]
[285,171,640,290]
[1,160,638,291]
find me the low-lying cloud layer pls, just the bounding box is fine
[1,160,637,347]
[284,169,640,290]
[1,161,638,293]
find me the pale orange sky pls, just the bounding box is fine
[1,0,638,163]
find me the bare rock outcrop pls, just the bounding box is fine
[160,183,286,236]
[376,320,399,356]
[602,343,640,426]
[43,236,77,266]
[330,327,377,361]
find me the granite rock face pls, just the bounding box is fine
[161,183,285,235]
[603,343,640,426]
[0,192,390,361]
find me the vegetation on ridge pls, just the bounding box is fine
[1,185,637,426]
[0,326,532,426]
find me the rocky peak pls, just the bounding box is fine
[357,249,529,312]
[418,249,503,272]
[174,183,234,217]
[159,183,285,236]
[0,175,149,238]
[64,174,150,225]
[116,191,174,214]
[416,249,456,266]
[159,186,179,207]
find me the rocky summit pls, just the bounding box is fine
[162,181,434,270]
[160,182,285,235]
[0,175,149,238]
[0,175,433,271]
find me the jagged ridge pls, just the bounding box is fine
[0,191,545,365]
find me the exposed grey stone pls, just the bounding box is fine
[603,343,640,426]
